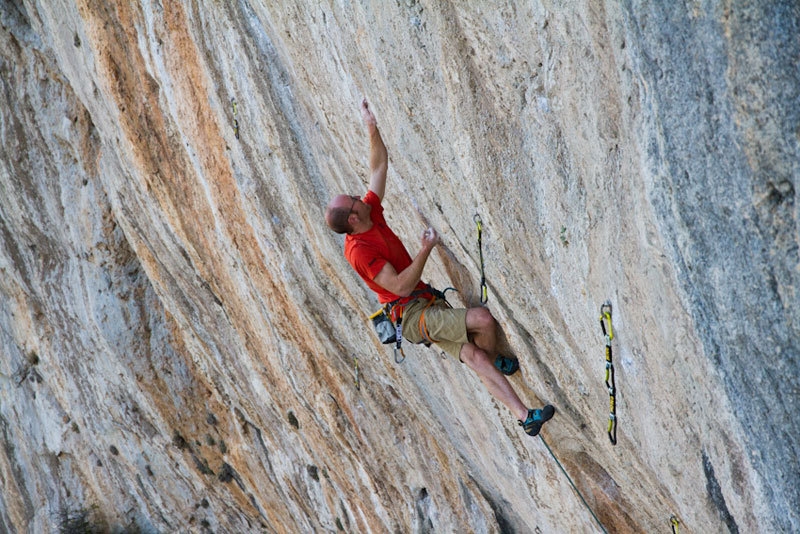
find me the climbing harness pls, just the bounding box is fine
[670,515,680,534]
[417,296,441,345]
[231,98,240,140]
[473,214,488,304]
[372,285,454,364]
[540,435,608,534]
[600,301,617,445]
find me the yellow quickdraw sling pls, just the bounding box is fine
[600,301,617,445]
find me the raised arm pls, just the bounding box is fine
[361,99,388,200]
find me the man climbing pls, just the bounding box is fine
[325,99,554,436]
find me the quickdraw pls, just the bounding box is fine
[600,301,617,445]
[231,98,240,140]
[474,214,488,304]
[393,311,405,364]
[670,515,680,534]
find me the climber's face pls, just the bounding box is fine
[347,195,371,221]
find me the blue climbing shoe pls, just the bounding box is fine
[494,355,519,376]
[520,405,555,436]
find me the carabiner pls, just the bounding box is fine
[599,301,613,341]
[393,317,405,364]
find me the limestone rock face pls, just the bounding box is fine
[1,1,797,532]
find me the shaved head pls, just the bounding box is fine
[326,194,354,234]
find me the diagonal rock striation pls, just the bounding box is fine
[0,1,797,532]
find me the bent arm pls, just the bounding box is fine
[373,244,434,298]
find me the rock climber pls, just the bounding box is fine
[325,98,554,436]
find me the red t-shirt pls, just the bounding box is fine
[345,191,427,303]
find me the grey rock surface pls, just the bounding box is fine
[0,1,797,532]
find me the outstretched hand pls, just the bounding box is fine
[361,97,388,200]
[361,98,377,133]
[421,227,440,249]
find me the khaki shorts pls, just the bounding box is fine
[400,298,468,359]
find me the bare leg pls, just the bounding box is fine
[459,342,529,421]
[465,307,499,354]
[462,307,528,420]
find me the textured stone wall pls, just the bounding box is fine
[0,1,797,532]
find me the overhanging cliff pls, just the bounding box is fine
[1,1,798,532]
